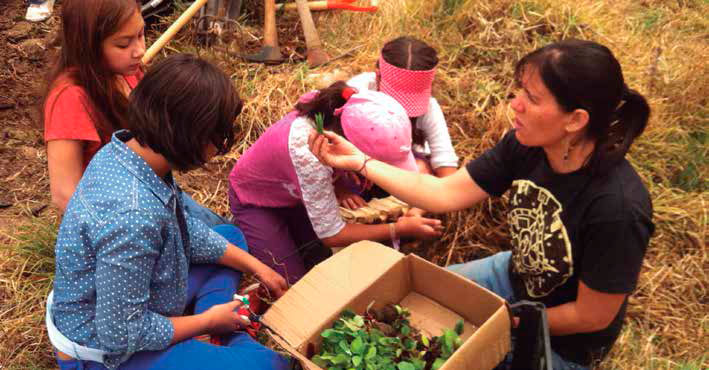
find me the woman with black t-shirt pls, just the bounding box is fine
[308,39,654,369]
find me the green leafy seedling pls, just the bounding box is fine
[314,305,466,370]
[314,112,325,134]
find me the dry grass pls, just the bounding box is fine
[1,0,707,369]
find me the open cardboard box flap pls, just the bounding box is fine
[263,241,511,370]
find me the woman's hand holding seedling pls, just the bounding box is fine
[309,131,366,172]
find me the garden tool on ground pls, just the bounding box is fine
[294,0,330,67]
[196,0,243,38]
[239,0,285,64]
[276,0,378,12]
[141,0,173,19]
[142,0,210,64]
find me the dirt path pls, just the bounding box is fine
[0,0,60,240]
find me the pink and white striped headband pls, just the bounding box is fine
[378,55,436,117]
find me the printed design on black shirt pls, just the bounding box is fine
[508,180,573,298]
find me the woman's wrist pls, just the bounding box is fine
[356,154,372,174]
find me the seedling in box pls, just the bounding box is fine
[312,303,465,370]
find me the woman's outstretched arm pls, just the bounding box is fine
[309,131,489,213]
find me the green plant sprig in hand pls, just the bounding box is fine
[314,112,325,134]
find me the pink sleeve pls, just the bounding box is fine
[44,85,101,143]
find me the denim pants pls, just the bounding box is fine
[182,192,231,227]
[55,224,290,370]
[448,252,589,370]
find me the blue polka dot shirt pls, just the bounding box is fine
[51,130,228,368]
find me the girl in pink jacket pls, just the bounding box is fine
[228,82,443,284]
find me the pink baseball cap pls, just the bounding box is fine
[378,55,435,117]
[336,90,418,172]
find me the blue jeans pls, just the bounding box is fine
[182,192,231,227]
[55,224,290,370]
[448,252,589,370]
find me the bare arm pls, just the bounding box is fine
[170,243,282,343]
[217,242,289,297]
[322,216,443,248]
[546,281,627,335]
[47,140,85,212]
[434,166,458,177]
[309,131,489,213]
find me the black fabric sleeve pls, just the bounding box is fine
[465,131,524,197]
[579,219,651,294]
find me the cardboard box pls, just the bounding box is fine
[263,241,511,370]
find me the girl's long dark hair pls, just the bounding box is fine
[41,0,141,140]
[294,81,350,136]
[515,39,650,175]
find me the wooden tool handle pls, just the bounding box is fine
[277,1,328,11]
[142,0,209,64]
[263,0,279,48]
[294,0,323,50]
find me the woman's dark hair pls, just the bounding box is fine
[515,39,650,174]
[42,0,142,138]
[380,36,438,71]
[126,54,242,171]
[294,80,350,136]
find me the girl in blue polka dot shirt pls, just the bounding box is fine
[47,54,291,370]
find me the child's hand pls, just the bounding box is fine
[335,184,367,209]
[339,192,367,209]
[309,131,365,172]
[395,215,444,240]
[203,300,249,334]
[255,265,288,299]
[405,207,426,218]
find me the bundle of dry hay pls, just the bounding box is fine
[339,196,411,224]
[0,0,706,369]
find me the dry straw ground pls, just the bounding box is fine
[0,0,707,369]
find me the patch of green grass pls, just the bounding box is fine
[510,0,547,19]
[674,356,708,370]
[646,356,709,370]
[639,8,665,31]
[14,218,57,277]
[436,0,466,17]
[671,130,708,192]
[0,218,58,369]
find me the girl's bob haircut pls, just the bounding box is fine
[126,54,243,170]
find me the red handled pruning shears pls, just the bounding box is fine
[234,292,263,338]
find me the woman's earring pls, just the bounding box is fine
[563,140,574,161]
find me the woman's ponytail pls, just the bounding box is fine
[591,85,651,172]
